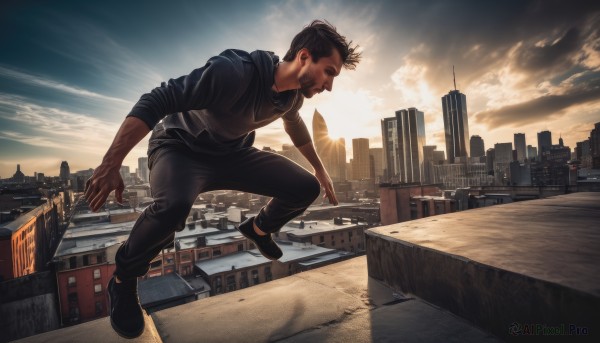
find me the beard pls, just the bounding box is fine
[299,71,317,98]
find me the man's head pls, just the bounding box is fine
[284,20,361,98]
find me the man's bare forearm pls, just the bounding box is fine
[297,141,325,172]
[101,116,151,169]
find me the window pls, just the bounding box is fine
[226,275,236,292]
[93,269,101,279]
[240,271,249,288]
[213,248,221,257]
[238,243,244,251]
[251,269,259,285]
[69,256,77,269]
[83,255,89,266]
[97,254,103,263]
[68,276,76,287]
[150,260,162,269]
[95,301,103,315]
[94,284,102,293]
[198,251,209,259]
[214,276,222,294]
[320,235,324,243]
[265,266,272,282]
[165,256,174,264]
[180,252,191,262]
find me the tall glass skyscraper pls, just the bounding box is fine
[442,90,470,163]
[514,133,527,162]
[537,130,552,158]
[381,108,426,183]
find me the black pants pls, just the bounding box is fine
[114,129,321,280]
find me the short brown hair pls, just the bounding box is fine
[283,20,361,70]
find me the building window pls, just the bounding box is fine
[226,275,236,292]
[69,256,77,269]
[251,269,259,285]
[214,276,222,294]
[150,260,162,269]
[237,243,244,251]
[319,235,324,243]
[180,252,191,262]
[95,301,103,315]
[68,276,76,287]
[240,271,249,289]
[198,251,209,259]
[93,269,101,279]
[94,284,102,293]
[213,248,221,257]
[265,266,272,281]
[83,255,89,266]
[97,254,103,263]
[165,256,174,264]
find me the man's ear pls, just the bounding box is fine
[298,48,311,66]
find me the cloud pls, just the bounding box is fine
[473,73,600,128]
[0,94,119,152]
[0,66,131,104]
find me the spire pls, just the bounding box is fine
[453,65,457,91]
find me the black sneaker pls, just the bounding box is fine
[107,276,145,339]
[236,216,283,260]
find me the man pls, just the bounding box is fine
[85,20,360,339]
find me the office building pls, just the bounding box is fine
[470,135,485,158]
[537,130,552,158]
[514,133,526,162]
[351,138,371,180]
[442,90,470,163]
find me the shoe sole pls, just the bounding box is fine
[236,226,282,260]
[107,279,145,339]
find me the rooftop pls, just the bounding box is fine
[15,192,600,342]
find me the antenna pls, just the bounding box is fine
[453,65,457,91]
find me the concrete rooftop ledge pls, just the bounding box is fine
[18,257,501,342]
[366,192,600,342]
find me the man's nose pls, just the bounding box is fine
[325,78,333,92]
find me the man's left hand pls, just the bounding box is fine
[314,168,338,205]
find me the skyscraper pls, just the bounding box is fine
[514,133,526,162]
[352,138,371,180]
[494,143,513,184]
[138,157,149,183]
[60,161,70,182]
[470,135,485,158]
[395,108,426,183]
[527,145,537,161]
[369,148,384,183]
[381,117,399,182]
[312,109,346,182]
[381,107,426,183]
[442,88,470,163]
[537,130,552,158]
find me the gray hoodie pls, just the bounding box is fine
[127,49,311,154]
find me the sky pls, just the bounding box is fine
[1,0,599,178]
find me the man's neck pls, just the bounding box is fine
[273,61,300,93]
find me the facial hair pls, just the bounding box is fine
[299,71,317,98]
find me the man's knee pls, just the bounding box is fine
[301,174,321,204]
[152,198,194,230]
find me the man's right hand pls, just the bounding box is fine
[83,116,152,212]
[85,163,125,212]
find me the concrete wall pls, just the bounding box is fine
[0,271,60,343]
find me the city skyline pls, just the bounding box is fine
[1,1,599,177]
